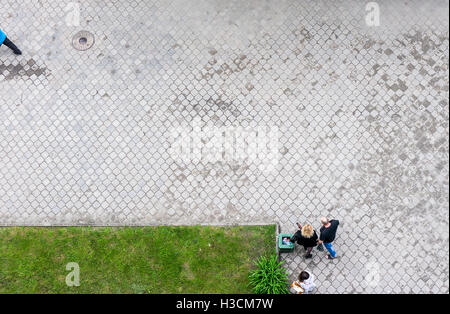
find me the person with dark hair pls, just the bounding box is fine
[291,223,318,258]
[291,270,316,294]
[0,28,22,55]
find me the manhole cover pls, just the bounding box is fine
[72,31,95,51]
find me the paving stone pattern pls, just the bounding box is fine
[0,0,448,293]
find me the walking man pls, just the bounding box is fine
[318,217,339,260]
[0,28,22,55]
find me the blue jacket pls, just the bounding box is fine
[0,28,6,45]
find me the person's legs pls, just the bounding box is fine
[323,242,336,258]
[2,37,22,55]
[304,246,313,258]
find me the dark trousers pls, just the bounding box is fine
[2,37,20,53]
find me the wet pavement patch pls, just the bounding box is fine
[0,59,47,80]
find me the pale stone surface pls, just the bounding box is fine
[0,0,448,293]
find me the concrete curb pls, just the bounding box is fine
[275,222,280,259]
[0,222,278,227]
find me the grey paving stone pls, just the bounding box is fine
[0,0,448,293]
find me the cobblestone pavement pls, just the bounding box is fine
[0,0,448,293]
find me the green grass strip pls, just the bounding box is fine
[0,225,275,294]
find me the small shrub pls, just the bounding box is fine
[248,254,289,294]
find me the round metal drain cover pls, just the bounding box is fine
[72,31,95,51]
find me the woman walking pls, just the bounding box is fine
[0,28,22,55]
[291,223,319,258]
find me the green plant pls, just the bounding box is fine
[248,254,289,294]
